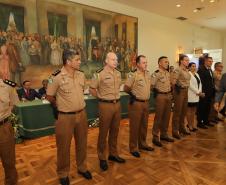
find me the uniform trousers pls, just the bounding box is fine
[97,102,121,160]
[152,93,172,140]
[129,101,149,152]
[55,110,88,178]
[0,122,17,185]
[172,88,188,134]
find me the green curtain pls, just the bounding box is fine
[0,3,24,32]
[85,20,101,51]
[47,12,67,37]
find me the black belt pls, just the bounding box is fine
[135,98,149,102]
[0,117,9,125]
[157,91,172,94]
[180,87,188,90]
[58,109,84,115]
[99,99,120,103]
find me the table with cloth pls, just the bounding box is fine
[15,92,155,138]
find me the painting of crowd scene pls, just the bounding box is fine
[0,0,138,88]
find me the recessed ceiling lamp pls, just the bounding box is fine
[193,7,205,13]
[201,0,205,2]
[209,0,215,2]
[176,4,181,7]
[193,9,198,12]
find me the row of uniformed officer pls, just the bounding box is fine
[0,49,191,185]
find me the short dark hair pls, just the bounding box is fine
[205,56,213,60]
[42,79,48,83]
[22,80,30,85]
[214,62,222,68]
[62,49,80,65]
[158,56,168,64]
[136,55,145,64]
[179,54,188,65]
[188,62,196,68]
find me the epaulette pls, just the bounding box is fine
[3,79,17,87]
[96,68,103,73]
[115,68,121,72]
[155,70,159,73]
[52,69,61,76]
[131,69,137,73]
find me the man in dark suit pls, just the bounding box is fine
[214,73,226,113]
[197,56,215,129]
[38,79,48,97]
[17,80,41,101]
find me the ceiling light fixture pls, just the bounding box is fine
[176,4,181,7]
[209,0,215,3]
[193,9,198,12]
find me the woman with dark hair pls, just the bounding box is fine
[171,54,191,139]
[186,63,204,132]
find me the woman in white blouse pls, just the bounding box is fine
[186,62,204,131]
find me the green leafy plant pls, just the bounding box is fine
[8,113,23,144]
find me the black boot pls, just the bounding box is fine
[59,177,70,185]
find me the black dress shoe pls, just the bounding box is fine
[59,177,70,185]
[152,139,163,147]
[197,124,208,129]
[130,151,140,158]
[160,136,174,142]
[205,122,214,127]
[181,131,191,135]
[140,146,154,151]
[187,125,193,132]
[99,160,108,171]
[192,128,198,132]
[216,117,224,122]
[209,119,218,123]
[108,155,126,163]
[172,134,181,140]
[78,170,92,180]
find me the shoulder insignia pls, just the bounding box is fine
[52,69,61,76]
[131,69,137,73]
[115,68,121,72]
[96,68,103,73]
[151,72,157,78]
[48,77,53,84]
[155,70,159,73]
[174,69,179,73]
[127,72,134,78]
[3,79,17,87]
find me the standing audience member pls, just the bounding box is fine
[171,54,191,139]
[89,52,126,171]
[124,55,154,157]
[197,56,215,128]
[186,63,204,132]
[46,50,92,185]
[0,71,19,185]
[210,62,224,122]
[151,56,174,147]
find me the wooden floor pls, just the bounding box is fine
[1,114,226,185]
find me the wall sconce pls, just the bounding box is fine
[176,46,184,62]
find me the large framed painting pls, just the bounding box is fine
[0,0,138,88]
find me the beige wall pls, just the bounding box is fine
[223,33,226,67]
[69,0,224,72]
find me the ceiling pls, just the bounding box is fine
[110,0,226,31]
